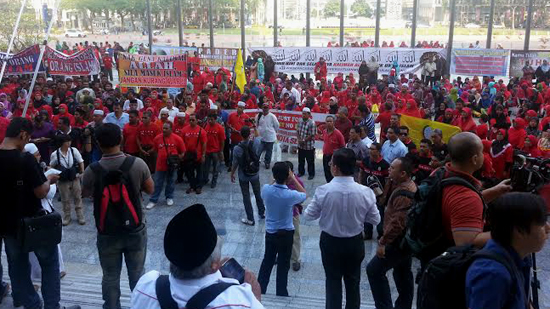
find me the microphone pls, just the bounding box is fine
[40,161,47,172]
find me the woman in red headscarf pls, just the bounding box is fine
[508,118,527,149]
[52,104,75,128]
[403,99,422,118]
[491,129,513,179]
[522,135,542,157]
[456,107,477,132]
[11,100,35,120]
[437,108,455,124]
[480,140,496,179]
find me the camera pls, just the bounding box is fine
[510,152,550,193]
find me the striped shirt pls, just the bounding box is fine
[359,113,377,143]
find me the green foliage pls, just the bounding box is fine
[0,0,42,51]
[351,0,372,18]
[324,0,344,18]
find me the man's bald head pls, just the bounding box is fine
[448,132,483,164]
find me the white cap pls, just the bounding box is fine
[210,105,218,110]
[24,143,39,154]
[302,107,311,113]
[401,84,408,88]
[160,109,169,115]
[206,82,213,87]
[237,101,246,107]
[46,77,53,82]
[388,84,395,88]
[176,112,186,118]
[93,110,104,116]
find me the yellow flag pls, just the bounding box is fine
[399,114,462,145]
[234,49,246,93]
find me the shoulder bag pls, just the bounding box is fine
[164,136,181,171]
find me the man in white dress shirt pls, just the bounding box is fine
[256,103,280,169]
[158,98,179,123]
[131,204,264,309]
[304,148,380,309]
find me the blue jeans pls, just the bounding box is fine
[149,169,176,203]
[4,236,60,309]
[97,225,147,309]
[259,141,275,165]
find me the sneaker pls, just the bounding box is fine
[146,202,156,210]
[60,271,67,279]
[292,262,301,271]
[241,218,255,226]
[166,199,174,206]
[62,217,71,226]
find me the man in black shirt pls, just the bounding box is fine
[430,128,448,159]
[412,139,434,184]
[360,142,390,240]
[0,118,79,309]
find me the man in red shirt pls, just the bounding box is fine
[146,122,185,210]
[202,113,226,188]
[439,132,512,260]
[376,102,394,143]
[227,102,250,170]
[102,52,113,81]
[322,115,345,183]
[172,112,187,139]
[137,111,161,173]
[122,110,140,157]
[335,107,353,141]
[181,114,207,194]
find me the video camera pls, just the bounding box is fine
[510,152,550,193]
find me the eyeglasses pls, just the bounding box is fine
[399,133,408,136]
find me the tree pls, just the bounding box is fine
[324,0,344,18]
[351,0,372,18]
[0,0,41,51]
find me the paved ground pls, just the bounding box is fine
[2,147,550,308]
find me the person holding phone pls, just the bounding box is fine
[131,204,264,309]
[257,162,307,297]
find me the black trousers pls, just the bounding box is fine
[298,148,315,177]
[367,244,414,309]
[185,160,203,189]
[364,202,385,238]
[320,232,365,309]
[323,154,333,183]
[257,230,294,296]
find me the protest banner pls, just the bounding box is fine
[0,45,45,75]
[117,52,187,88]
[197,47,239,71]
[45,47,101,76]
[400,114,461,146]
[509,50,550,78]
[450,48,510,76]
[248,47,446,75]
[152,45,197,56]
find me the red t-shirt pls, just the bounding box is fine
[123,122,140,154]
[322,129,345,155]
[441,164,484,243]
[204,122,226,153]
[173,121,186,138]
[137,122,161,147]
[153,133,186,172]
[181,125,207,159]
[227,112,250,143]
[0,117,9,143]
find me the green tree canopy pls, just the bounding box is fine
[351,0,372,17]
[324,0,344,18]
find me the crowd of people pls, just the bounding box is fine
[0,38,549,309]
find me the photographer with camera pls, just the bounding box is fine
[50,134,85,226]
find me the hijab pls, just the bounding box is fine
[491,129,510,156]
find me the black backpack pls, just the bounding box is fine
[238,141,260,176]
[417,245,524,309]
[89,156,143,235]
[402,167,484,262]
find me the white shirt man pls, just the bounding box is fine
[159,105,179,123]
[280,86,301,104]
[256,106,280,143]
[123,98,144,111]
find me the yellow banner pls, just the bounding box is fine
[399,114,462,145]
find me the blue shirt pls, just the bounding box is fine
[261,184,306,234]
[104,112,129,129]
[466,239,532,309]
[381,139,408,164]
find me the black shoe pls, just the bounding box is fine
[62,306,82,309]
[265,163,270,169]
[308,175,315,180]
[0,283,9,304]
[297,173,304,178]
[211,180,217,188]
[259,214,265,219]
[176,178,184,184]
[364,231,373,240]
[292,262,301,271]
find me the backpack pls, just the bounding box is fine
[402,167,483,262]
[417,245,523,309]
[238,141,259,176]
[89,156,143,235]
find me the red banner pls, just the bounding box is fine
[45,47,101,76]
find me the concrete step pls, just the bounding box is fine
[3,271,375,309]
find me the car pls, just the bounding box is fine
[465,23,481,29]
[64,29,86,38]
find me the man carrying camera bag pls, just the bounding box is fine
[50,134,85,226]
[0,118,79,309]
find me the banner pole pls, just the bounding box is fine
[0,0,29,82]
[22,0,59,117]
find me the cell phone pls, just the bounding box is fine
[219,258,245,284]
